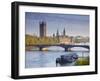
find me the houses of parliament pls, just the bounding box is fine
[39,21,72,44]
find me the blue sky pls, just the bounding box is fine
[25,12,89,37]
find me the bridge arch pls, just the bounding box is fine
[44,46,64,51]
[69,47,89,51]
[62,45,89,51]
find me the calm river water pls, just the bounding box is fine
[25,47,89,68]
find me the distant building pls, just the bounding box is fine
[56,29,59,37]
[53,33,55,37]
[56,29,60,42]
[73,36,89,43]
[55,28,72,44]
[39,21,47,37]
[63,28,66,36]
[59,36,72,44]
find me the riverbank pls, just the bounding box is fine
[26,46,39,51]
[75,57,89,65]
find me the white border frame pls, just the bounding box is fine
[19,5,95,76]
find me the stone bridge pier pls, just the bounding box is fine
[39,47,43,51]
[64,47,69,51]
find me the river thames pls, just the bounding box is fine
[25,47,89,68]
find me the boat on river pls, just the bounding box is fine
[56,53,78,66]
